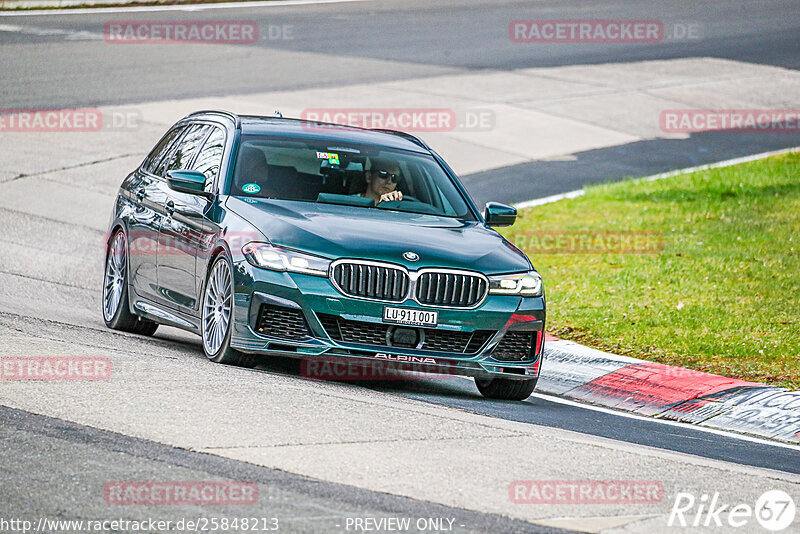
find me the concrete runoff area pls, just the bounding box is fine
[2,40,800,534]
[1,57,799,181]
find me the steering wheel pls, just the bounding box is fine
[378,194,418,204]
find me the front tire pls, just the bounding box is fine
[202,255,255,368]
[475,376,537,401]
[102,230,158,336]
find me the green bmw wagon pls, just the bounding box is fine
[103,111,545,400]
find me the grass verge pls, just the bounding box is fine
[501,152,800,389]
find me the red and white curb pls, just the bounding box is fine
[540,335,800,444]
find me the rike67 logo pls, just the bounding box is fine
[668,490,796,531]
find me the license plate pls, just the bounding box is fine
[383,307,438,327]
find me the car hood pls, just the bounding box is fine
[226,197,531,274]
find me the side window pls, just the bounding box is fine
[153,128,187,177]
[192,127,225,192]
[143,126,184,174]
[161,124,212,176]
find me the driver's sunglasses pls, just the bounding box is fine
[373,169,400,183]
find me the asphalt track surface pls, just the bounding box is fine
[1,1,800,532]
[370,378,800,475]
[2,0,800,105]
[249,354,800,475]
[1,405,570,534]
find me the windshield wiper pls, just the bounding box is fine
[316,193,375,208]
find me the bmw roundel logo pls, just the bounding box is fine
[403,251,420,262]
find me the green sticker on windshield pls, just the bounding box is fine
[316,151,340,165]
[242,183,260,194]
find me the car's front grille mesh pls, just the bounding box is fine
[492,331,536,361]
[416,272,487,307]
[425,329,493,353]
[332,262,409,301]
[318,313,493,355]
[256,304,310,340]
[316,313,342,341]
[465,331,494,353]
[336,317,386,346]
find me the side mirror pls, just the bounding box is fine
[166,170,212,199]
[484,202,517,227]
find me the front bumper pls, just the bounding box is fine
[229,261,545,381]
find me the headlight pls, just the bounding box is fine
[488,271,543,297]
[242,242,331,276]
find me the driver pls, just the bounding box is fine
[361,157,403,204]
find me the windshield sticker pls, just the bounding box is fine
[242,183,261,194]
[316,151,340,165]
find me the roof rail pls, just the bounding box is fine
[186,110,241,129]
[370,129,430,150]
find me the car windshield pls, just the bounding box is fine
[230,135,475,219]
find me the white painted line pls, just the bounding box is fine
[0,22,101,38]
[514,189,584,210]
[0,0,371,16]
[513,145,800,210]
[531,392,800,451]
[639,146,800,183]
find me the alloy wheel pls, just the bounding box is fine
[102,232,126,322]
[203,258,233,356]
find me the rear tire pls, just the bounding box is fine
[102,230,159,336]
[475,376,537,401]
[201,255,255,368]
